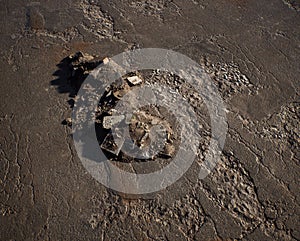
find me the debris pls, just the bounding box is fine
[69,51,95,63]
[100,130,125,155]
[160,143,175,158]
[108,109,118,116]
[99,107,175,159]
[113,89,128,99]
[66,57,177,160]
[66,52,114,95]
[127,76,143,85]
[102,115,124,129]
[105,90,112,97]
[112,83,130,99]
[103,57,109,64]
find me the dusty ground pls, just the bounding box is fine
[0,0,299,240]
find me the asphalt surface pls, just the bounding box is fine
[0,0,299,240]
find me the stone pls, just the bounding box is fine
[103,57,109,64]
[100,131,125,155]
[102,115,124,129]
[127,76,143,85]
[162,143,175,158]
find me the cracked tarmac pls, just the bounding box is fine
[0,0,299,240]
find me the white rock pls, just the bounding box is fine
[127,76,142,85]
[103,115,124,129]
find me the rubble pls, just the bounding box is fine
[103,57,110,65]
[161,143,175,158]
[65,54,185,161]
[127,76,143,85]
[199,57,261,98]
[92,72,176,161]
[102,115,124,129]
[69,52,95,63]
[67,52,107,93]
[100,129,125,155]
[100,107,175,160]
[112,83,131,99]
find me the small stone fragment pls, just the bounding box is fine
[113,89,127,99]
[100,131,125,155]
[127,76,142,85]
[69,52,94,62]
[102,115,124,129]
[160,143,175,158]
[112,83,130,99]
[103,57,109,64]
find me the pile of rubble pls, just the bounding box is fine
[98,76,176,160]
[67,52,104,93]
[67,52,177,161]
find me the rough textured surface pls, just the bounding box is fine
[0,0,299,240]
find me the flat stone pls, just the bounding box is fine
[102,115,124,129]
[127,76,143,85]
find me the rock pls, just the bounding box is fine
[100,131,125,155]
[103,57,109,64]
[102,115,124,129]
[160,143,175,158]
[112,83,130,99]
[127,76,142,85]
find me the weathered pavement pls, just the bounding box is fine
[0,0,299,240]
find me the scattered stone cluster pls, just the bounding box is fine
[80,0,116,39]
[67,52,178,161]
[200,57,260,98]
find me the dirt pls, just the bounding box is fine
[0,0,299,240]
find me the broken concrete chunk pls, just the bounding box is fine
[80,53,95,62]
[160,143,175,158]
[112,83,131,99]
[96,77,177,159]
[127,76,142,85]
[69,52,95,62]
[100,132,125,155]
[103,115,124,129]
[103,57,109,64]
[113,89,128,99]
